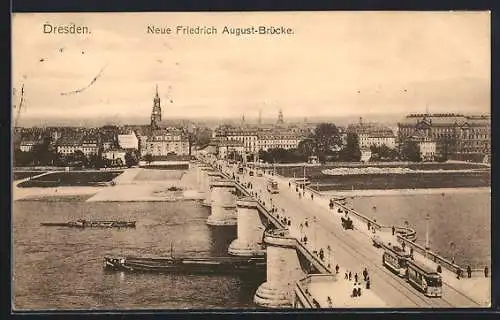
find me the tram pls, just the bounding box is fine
[382,244,411,277]
[406,259,443,297]
[266,179,279,194]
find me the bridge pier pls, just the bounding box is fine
[207,179,237,226]
[228,197,266,257]
[203,172,222,207]
[199,167,214,207]
[254,229,305,308]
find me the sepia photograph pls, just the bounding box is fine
[11,11,491,310]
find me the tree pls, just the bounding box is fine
[124,151,138,168]
[297,138,316,157]
[143,153,153,164]
[401,140,421,162]
[340,132,361,162]
[312,123,342,158]
[73,150,88,167]
[370,144,399,162]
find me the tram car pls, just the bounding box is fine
[406,259,443,297]
[382,244,411,277]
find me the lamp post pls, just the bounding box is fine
[425,214,431,255]
[327,244,332,269]
[450,241,456,264]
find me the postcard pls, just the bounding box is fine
[11,11,491,310]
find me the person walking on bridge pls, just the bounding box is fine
[467,265,472,278]
[362,268,368,281]
[392,225,395,236]
[348,271,352,281]
[289,181,291,188]
[311,193,314,200]
[354,273,358,283]
[335,264,340,274]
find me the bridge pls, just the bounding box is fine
[194,156,489,308]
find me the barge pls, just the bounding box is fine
[41,219,136,228]
[103,255,266,274]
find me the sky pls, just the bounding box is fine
[12,12,490,125]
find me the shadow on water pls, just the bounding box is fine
[208,225,237,256]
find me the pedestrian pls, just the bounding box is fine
[467,265,472,278]
[410,247,414,259]
[484,266,489,278]
[289,182,291,188]
[336,264,340,274]
[304,236,308,244]
[352,283,358,298]
[366,277,371,289]
[311,193,314,200]
[437,265,442,273]
[392,226,395,235]
[401,241,406,251]
[344,272,348,280]
[348,271,352,281]
[362,268,368,281]
[456,268,461,280]
[357,284,362,297]
[367,221,371,231]
[354,273,358,283]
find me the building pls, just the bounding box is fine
[418,139,437,162]
[360,148,372,162]
[151,85,162,129]
[257,130,303,151]
[56,135,83,155]
[118,130,139,150]
[214,125,259,153]
[215,139,245,159]
[138,86,190,157]
[142,128,189,157]
[347,121,396,149]
[80,134,100,156]
[398,113,490,161]
[102,149,127,166]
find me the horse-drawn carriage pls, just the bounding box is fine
[341,216,353,230]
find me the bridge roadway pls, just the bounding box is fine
[216,161,480,308]
[217,166,330,274]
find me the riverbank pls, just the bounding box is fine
[321,187,491,198]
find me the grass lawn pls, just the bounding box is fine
[13,171,45,181]
[311,172,491,191]
[277,162,489,179]
[17,171,123,188]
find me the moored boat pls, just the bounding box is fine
[103,255,266,274]
[41,219,136,228]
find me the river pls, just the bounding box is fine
[13,199,263,310]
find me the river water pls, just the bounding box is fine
[13,199,263,310]
[13,190,490,310]
[351,191,491,268]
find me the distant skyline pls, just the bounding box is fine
[12,12,490,126]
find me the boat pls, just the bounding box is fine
[103,255,266,274]
[103,242,265,274]
[41,219,136,228]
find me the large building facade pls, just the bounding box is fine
[397,113,490,162]
[139,86,190,157]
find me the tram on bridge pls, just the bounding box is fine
[407,259,443,297]
[266,179,279,194]
[382,244,411,277]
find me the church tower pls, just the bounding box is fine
[151,85,162,129]
[277,109,284,125]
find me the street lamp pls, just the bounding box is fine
[450,241,456,263]
[425,213,431,253]
[327,244,332,269]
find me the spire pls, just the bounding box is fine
[277,109,284,125]
[155,84,159,97]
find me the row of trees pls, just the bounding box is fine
[14,149,140,168]
[254,123,426,164]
